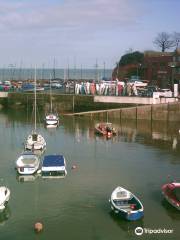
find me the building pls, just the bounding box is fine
[144,50,180,88]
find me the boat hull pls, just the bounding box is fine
[0,187,10,211]
[110,203,144,221]
[45,120,59,126]
[25,133,46,151]
[162,183,180,210]
[17,167,39,175]
[45,114,59,127]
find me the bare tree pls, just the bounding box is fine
[172,32,180,49]
[153,32,175,52]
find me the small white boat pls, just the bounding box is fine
[16,152,40,175]
[0,187,10,211]
[25,132,46,151]
[45,113,59,127]
[41,155,67,178]
[109,186,144,221]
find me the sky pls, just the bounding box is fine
[0,0,179,69]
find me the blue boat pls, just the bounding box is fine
[22,83,34,92]
[109,186,144,221]
[41,155,67,178]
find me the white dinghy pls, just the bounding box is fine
[0,186,10,211]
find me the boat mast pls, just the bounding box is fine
[34,67,37,132]
[50,74,52,112]
[53,58,56,80]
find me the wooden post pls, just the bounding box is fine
[72,95,75,113]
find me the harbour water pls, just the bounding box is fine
[0,68,112,81]
[0,110,180,240]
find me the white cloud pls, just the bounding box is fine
[0,0,144,67]
[0,0,140,31]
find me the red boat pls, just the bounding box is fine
[95,122,116,138]
[162,182,180,210]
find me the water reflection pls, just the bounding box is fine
[16,174,39,183]
[0,206,11,226]
[41,174,67,180]
[62,117,180,153]
[109,211,144,235]
[16,171,67,182]
[1,109,180,162]
[161,199,180,221]
[3,109,180,151]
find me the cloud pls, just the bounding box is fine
[0,0,144,68]
[0,0,140,32]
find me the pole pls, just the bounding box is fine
[72,95,74,113]
[34,66,37,132]
[80,64,82,81]
[136,65,138,79]
[103,62,106,79]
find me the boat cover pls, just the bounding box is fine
[42,155,65,167]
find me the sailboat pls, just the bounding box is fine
[24,68,46,151]
[44,75,59,128]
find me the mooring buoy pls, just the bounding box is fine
[34,222,43,233]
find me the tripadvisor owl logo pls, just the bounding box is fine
[135,227,174,235]
[135,227,143,236]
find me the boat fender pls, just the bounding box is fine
[107,132,111,137]
[130,204,136,210]
[37,169,42,174]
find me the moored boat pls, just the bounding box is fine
[109,186,144,221]
[16,152,40,175]
[0,186,10,211]
[45,75,59,128]
[95,122,116,138]
[162,182,180,210]
[25,133,46,151]
[45,113,59,127]
[24,68,46,151]
[41,154,67,178]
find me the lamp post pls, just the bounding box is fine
[136,63,141,79]
[170,63,177,97]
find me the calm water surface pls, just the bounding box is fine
[0,110,180,240]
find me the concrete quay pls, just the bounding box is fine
[70,101,180,122]
[1,92,180,121]
[94,95,178,105]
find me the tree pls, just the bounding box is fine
[112,51,144,80]
[119,51,144,66]
[172,32,180,49]
[153,32,175,52]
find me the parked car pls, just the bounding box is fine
[137,85,158,97]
